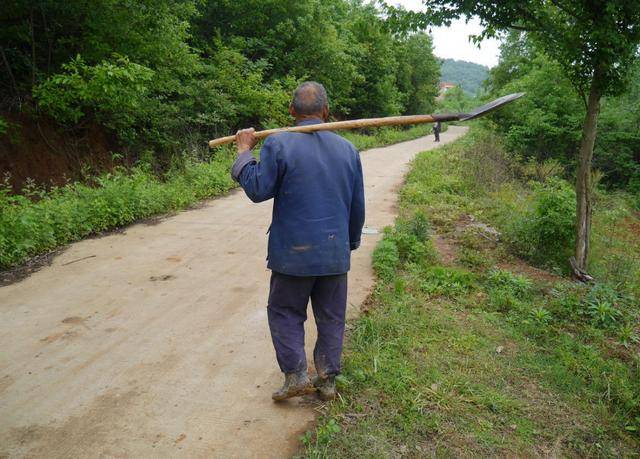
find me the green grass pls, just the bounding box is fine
[0,125,436,271]
[302,132,640,457]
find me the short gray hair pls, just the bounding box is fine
[292,81,328,115]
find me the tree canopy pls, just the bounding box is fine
[0,0,441,156]
[486,32,640,190]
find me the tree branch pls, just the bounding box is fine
[548,0,581,21]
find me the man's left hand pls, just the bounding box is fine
[236,128,257,153]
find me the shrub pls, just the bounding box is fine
[416,265,475,297]
[505,178,576,270]
[461,130,515,192]
[528,306,553,326]
[34,55,154,142]
[587,300,622,327]
[486,268,532,298]
[583,283,630,328]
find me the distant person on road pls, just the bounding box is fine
[433,121,441,142]
[231,81,365,402]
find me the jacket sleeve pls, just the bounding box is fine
[231,136,282,203]
[349,150,365,250]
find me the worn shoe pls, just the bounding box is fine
[272,371,315,401]
[312,375,337,401]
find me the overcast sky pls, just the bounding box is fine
[390,0,502,68]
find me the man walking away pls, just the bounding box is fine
[231,82,365,401]
[433,121,441,142]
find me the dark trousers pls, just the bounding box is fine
[267,271,348,377]
[434,130,440,142]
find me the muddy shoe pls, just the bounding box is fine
[272,371,314,401]
[312,375,337,401]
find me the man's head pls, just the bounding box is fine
[289,81,329,122]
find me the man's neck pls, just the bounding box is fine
[295,115,324,124]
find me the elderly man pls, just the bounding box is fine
[231,81,365,401]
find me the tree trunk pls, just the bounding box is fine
[574,78,601,272]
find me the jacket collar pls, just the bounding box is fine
[295,118,324,126]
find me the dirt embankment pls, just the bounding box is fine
[0,112,118,191]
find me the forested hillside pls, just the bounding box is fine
[0,0,440,188]
[440,58,489,94]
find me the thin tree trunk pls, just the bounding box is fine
[30,9,37,89]
[0,46,20,100]
[574,78,601,272]
[40,5,52,75]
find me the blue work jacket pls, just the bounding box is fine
[231,118,365,276]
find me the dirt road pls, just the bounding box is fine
[0,126,466,458]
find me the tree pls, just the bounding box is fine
[346,4,403,117]
[390,1,640,273]
[595,61,640,191]
[395,33,440,115]
[1,0,442,170]
[486,34,640,191]
[485,33,584,165]
[0,0,198,103]
[437,85,475,113]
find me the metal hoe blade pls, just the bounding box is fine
[458,92,525,121]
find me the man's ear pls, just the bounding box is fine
[289,104,296,118]
[322,105,329,122]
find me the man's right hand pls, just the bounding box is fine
[236,128,257,153]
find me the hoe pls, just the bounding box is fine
[208,93,524,148]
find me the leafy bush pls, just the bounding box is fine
[587,300,622,327]
[486,268,533,298]
[505,178,576,270]
[583,283,630,328]
[415,265,475,297]
[528,306,553,326]
[34,56,154,142]
[547,282,584,320]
